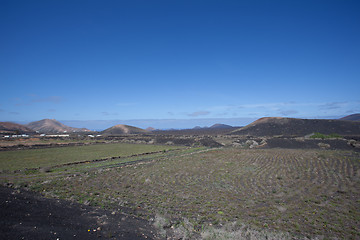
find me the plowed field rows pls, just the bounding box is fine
[23,149,360,239]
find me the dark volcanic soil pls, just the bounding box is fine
[265,138,359,151]
[0,186,160,240]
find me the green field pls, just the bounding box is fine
[0,143,181,171]
[1,145,359,239]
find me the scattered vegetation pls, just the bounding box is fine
[1,144,359,239]
[310,132,342,139]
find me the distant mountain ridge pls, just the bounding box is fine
[0,122,34,134]
[145,127,156,132]
[340,113,360,121]
[231,117,360,137]
[210,123,233,129]
[102,124,148,135]
[192,124,233,130]
[26,119,91,133]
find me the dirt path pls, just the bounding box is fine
[0,186,161,240]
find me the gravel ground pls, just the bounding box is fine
[0,186,161,240]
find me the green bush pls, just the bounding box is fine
[310,132,342,139]
[328,133,342,138]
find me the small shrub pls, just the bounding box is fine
[310,132,342,139]
[328,133,342,138]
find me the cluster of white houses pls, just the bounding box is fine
[3,134,30,138]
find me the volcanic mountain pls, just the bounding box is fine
[340,113,360,121]
[26,119,91,134]
[145,127,156,132]
[0,122,35,134]
[210,123,233,129]
[231,117,360,137]
[102,124,148,135]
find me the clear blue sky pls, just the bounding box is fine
[1,0,360,129]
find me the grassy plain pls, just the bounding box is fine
[0,143,181,171]
[1,145,359,239]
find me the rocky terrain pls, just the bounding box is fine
[2,115,360,152]
[1,115,360,239]
[0,186,159,240]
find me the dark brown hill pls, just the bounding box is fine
[102,124,148,135]
[0,122,34,134]
[26,119,90,133]
[340,113,360,121]
[231,117,360,137]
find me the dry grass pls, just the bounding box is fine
[2,147,359,239]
